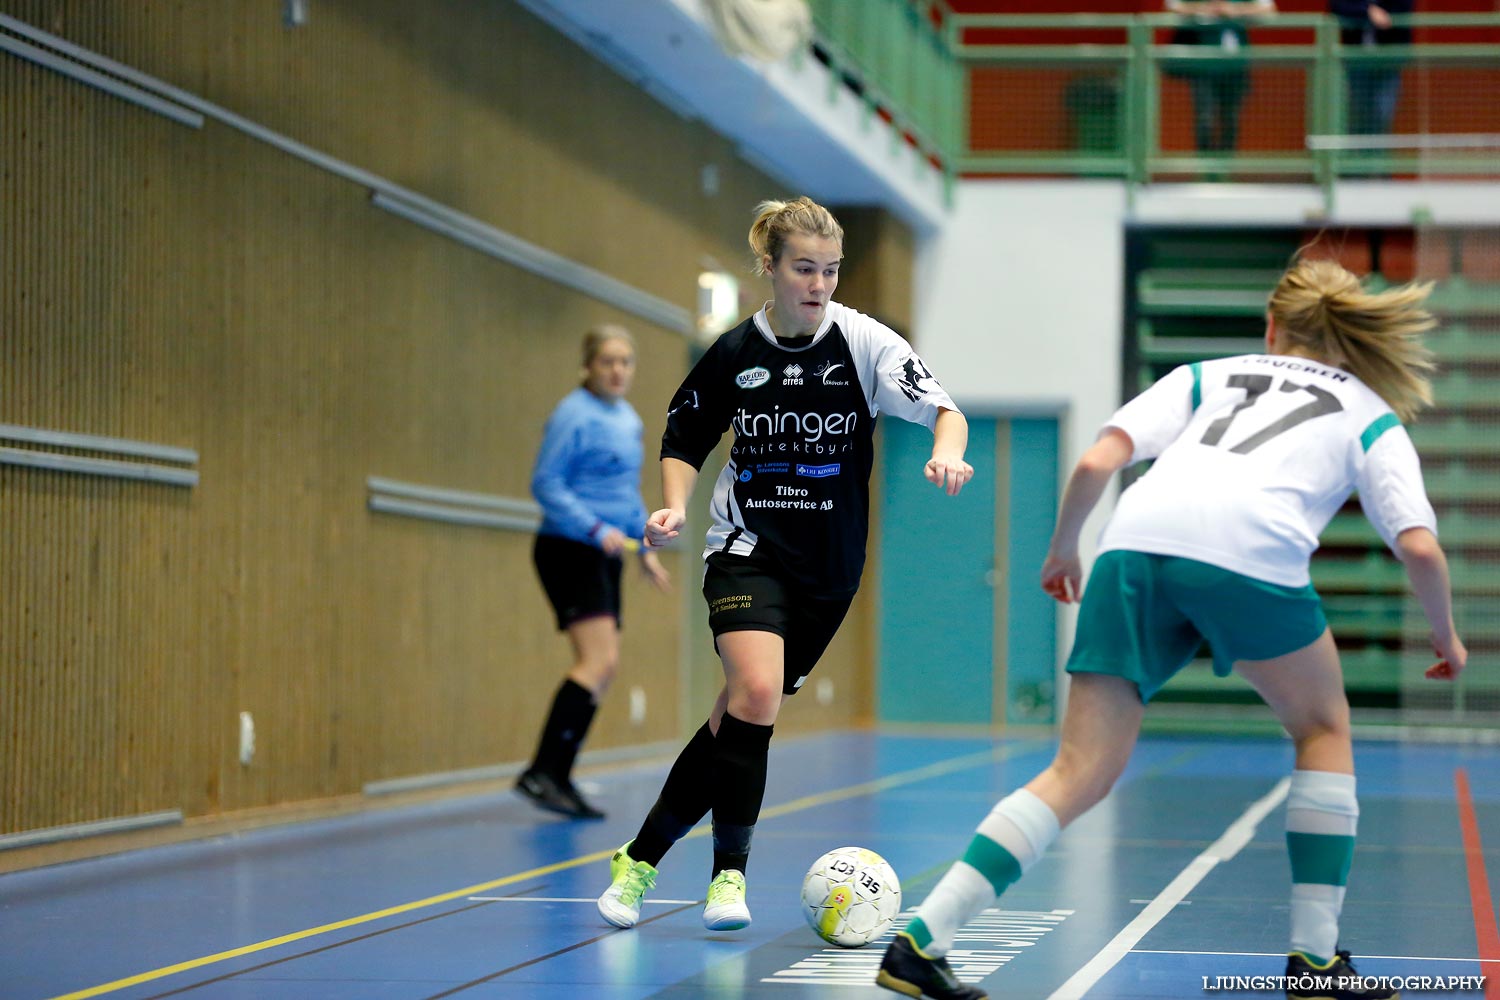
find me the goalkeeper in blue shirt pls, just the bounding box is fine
[519,325,669,820]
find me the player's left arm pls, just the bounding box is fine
[1358,427,1460,678]
[1394,527,1465,680]
[845,307,971,495]
[925,407,973,497]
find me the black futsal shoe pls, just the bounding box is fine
[1286,950,1398,1000]
[515,770,605,820]
[875,932,988,999]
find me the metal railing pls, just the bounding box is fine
[954,13,1500,185]
[804,8,1500,190]
[805,0,962,188]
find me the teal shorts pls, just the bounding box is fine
[1066,550,1328,703]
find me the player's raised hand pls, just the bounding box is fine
[644,507,685,548]
[925,454,973,496]
[1426,631,1468,681]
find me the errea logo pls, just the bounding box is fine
[736,366,770,389]
[783,363,804,386]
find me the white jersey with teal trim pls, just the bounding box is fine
[1099,353,1436,587]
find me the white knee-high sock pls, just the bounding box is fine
[1286,769,1358,962]
[906,789,1060,958]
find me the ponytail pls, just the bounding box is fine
[1268,258,1436,421]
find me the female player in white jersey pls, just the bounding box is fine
[876,257,1467,1000]
[597,196,973,935]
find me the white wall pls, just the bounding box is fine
[915,179,1130,565]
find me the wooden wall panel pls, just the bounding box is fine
[0,0,898,841]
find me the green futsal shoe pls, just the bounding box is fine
[702,869,751,930]
[596,842,656,929]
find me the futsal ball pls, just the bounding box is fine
[800,846,902,948]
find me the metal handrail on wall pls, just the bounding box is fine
[810,8,1500,193]
[0,13,695,338]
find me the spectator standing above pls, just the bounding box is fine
[1166,0,1278,157]
[1331,0,1414,142]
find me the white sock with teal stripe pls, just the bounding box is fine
[1286,769,1358,963]
[905,788,1060,958]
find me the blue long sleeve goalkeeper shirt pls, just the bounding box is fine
[530,387,649,547]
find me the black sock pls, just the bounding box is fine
[630,721,716,868]
[528,678,596,781]
[710,711,774,877]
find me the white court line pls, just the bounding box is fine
[1045,777,1291,1000]
[468,895,700,905]
[1136,949,1498,965]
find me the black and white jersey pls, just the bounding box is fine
[662,301,958,597]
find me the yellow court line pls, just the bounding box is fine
[46,850,617,1000]
[51,738,1047,1000]
[1133,747,1205,781]
[758,741,1043,822]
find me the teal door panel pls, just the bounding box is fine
[877,418,996,725]
[1005,418,1059,725]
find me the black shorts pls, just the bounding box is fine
[533,534,622,631]
[702,551,854,695]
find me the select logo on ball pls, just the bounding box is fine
[801,846,901,948]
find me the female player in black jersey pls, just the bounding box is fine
[597,196,973,932]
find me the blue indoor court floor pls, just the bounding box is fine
[3,731,1497,1000]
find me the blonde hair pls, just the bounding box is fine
[747,197,843,276]
[581,324,634,368]
[1267,257,1436,422]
